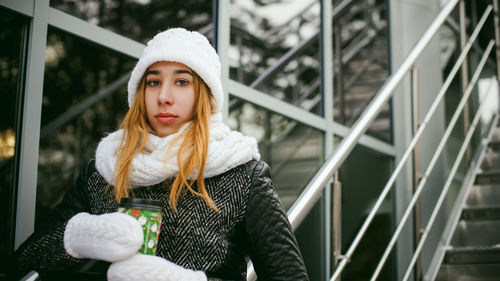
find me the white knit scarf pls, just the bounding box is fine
[95,112,260,188]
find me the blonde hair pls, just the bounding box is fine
[113,70,218,211]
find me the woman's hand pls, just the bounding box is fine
[63,212,143,262]
[107,254,207,281]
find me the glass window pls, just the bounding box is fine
[0,6,27,278]
[228,96,324,209]
[36,28,136,223]
[336,141,395,281]
[230,0,322,115]
[331,0,392,143]
[50,0,215,44]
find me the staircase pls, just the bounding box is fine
[436,125,500,280]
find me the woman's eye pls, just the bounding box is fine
[176,80,188,86]
[147,80,160,87]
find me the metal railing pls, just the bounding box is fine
[245,0,390,278]
[247,0,500,280]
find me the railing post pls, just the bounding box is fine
[410,65,422,281]
[459,0,471,164]
[322,0,335,278]
[492,0,500,83]
[332,173,342,280]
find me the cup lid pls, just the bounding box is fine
[119,198,163,211]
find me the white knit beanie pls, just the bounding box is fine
[127,28,223,111]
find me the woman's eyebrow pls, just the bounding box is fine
[174,69,193,76]
[145,70,160,77]
[145,68,193,77]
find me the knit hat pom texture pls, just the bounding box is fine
[127,28,223,110]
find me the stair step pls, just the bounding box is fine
[475,170,500,185]
[436,263,500,281]
[443,246,500,264]
[480,151,500,170]
[450,221,500,248]
[461,206,500,221]
[466,184,500,206]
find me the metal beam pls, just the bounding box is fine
[1,0,34,17]
[15,0,49,249]
[47,7,144,59]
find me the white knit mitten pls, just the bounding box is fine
[64,212,143,262]
[107,254,207,281]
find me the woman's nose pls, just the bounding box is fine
[158,85,173,104]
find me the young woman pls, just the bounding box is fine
[15,28,309,281]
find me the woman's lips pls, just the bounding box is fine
[156,113,176,123]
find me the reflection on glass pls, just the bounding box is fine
[331,0,392,143]
[36,29,136,223]
[230,0,322,115]
[228,96,323,209]
[50,0,214,44]
[336,140,395,281]
[0,7,26,278]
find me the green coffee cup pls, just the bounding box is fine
[118,198,163,255]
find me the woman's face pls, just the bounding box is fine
[144,61,196,137]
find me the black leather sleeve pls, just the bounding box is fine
[14,160,94,274]
[244,160,309,281]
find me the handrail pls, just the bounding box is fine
[401,43,496,281]
[346,13,491,277]
[370,39,495,281]
[287,0,460,231]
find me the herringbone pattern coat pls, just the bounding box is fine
[16,160,309,281]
